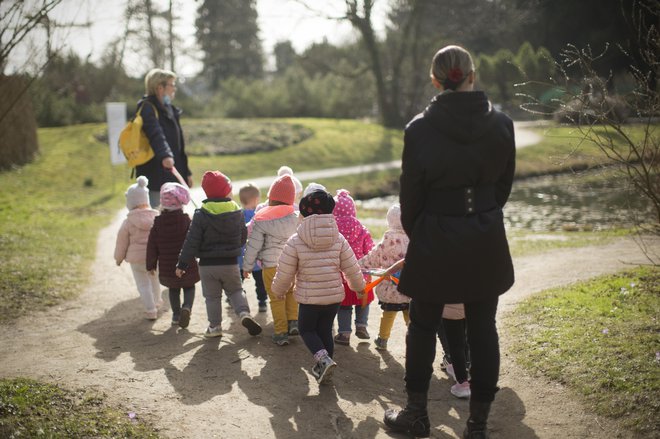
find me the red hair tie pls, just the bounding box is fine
[447,67,463,83]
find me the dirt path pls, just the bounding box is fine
[1,211,655,438]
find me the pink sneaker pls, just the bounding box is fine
[450,381,470,399]
[145,310,158,320]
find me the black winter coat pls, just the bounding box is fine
[177,199,247,269]
[135,95,192,191]
[397,91,515,304]
[146,210,199,289]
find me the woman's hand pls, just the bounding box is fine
[186,176,194,188]
[243,271,251,279]
[175,268,185,278]
[162,157,174,169]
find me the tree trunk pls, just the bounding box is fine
[167,0,175,72]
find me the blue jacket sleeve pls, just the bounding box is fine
[141,101,173,161]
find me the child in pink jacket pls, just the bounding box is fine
[114,176,161,320]
[272,190,366,384]
[333,189,374,346]
[358,203,410,351]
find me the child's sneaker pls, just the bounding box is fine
[288,320,299,336]
[239,312,262,336]
[334,333,350,345]
[445,363,456,382]
[179,307,191,329]
[316,355,337,384]
[355,326,370,339]
[204,325,223,338]
[258,302,268,313]
[272,333,289,346]
[450,381,471,399]
[374,337,388,350]
[145,310,158,320]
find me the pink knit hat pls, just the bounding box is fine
[268,174,296,205]
[333,189,357,218]
[160,182,190,210]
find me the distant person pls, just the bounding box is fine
[332,189,374,346]
[271,189,366,384]
[358,203,410,351]
[137,68,193,208]
[383,45,516,439]
[277,166,303,203]
[176,171,262,339]
[238,183,268,313]
[114,176,162,320]
[243,175,299,346]
[146,182,199,329]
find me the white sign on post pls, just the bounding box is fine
[106,102,127,165]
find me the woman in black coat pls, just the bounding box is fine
[136,68,193,208]
[384,45,515,439]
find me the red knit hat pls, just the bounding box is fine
[202,171,232,199]
[268,174,296,205]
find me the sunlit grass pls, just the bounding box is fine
[504,267,660,434]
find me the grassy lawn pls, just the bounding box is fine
[504,266,660,434]
[0,378,159,438]
[0,124,125,322]
[185,118,403,181]
[516,124,653,177]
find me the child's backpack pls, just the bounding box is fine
[118,102,158,167]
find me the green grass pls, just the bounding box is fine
[186,118,403,181]
[505,267,660,434]
[507,229,631,257]
[0,124,125,322]
[0,378,159,438]
[516,124,653,177]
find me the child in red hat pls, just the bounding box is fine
[176,170,262,338]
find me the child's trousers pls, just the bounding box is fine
[299,303,341,358]
[169,287,195,320]
[130,263,161,312]
[199,265,249,327]
[337,304,369,334]
[262,267,298,334]
[378,309,410,340]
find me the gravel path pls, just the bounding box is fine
[0,210,654,438]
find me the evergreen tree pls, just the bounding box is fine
[196,0,263,89]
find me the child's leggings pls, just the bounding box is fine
[262,267,298,334]
[443,317,469,383]
[337,304,369,334]
[378,309,410,340]
[169,287,195,319]
[252,270,268,304]
[299,303,341,359]
[130,263,161,312]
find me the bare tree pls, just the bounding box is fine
[522,0,659,263]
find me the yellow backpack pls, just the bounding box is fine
[118,102,158,167]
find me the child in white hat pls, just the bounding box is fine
[114,176,162,320]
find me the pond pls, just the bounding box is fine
[356,171,654,232]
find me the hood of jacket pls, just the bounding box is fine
[127,208,157,231]
[297,214,338,250]
[201,198,242,234]
[335,216,365,244]
[423,90,496,144]
[386,204,403,231]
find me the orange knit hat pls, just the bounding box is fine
[267,174,296,205]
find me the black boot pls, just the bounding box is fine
[463,399,491,439]
[383,390,430,438]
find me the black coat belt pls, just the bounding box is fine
[424,185,498,216]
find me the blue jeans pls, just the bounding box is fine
[299,303,340,358]
[336,304,369,334]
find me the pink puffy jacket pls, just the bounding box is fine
[271,214,366,305]
[114,208,158,265]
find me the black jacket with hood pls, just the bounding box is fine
[177,198,247,269]
[135,94,192,191]
[397,90,515,304]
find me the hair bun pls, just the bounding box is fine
[136,176,149,187]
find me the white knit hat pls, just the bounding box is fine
[303,182,326,197]
[125,176,150,209]
[277,165,303,196]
